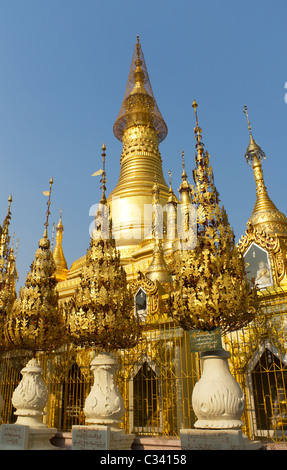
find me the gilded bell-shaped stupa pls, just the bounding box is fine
[108,36,171,248]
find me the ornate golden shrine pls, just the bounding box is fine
[0,39,287,443]
[223,107,287,441]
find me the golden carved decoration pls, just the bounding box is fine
[0,195,18,351]
[171,102,258,334]
[65,147,140,351]
[4,179,66,355]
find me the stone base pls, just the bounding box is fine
[180,429,262,450]
[72,425,134,450]
[27,426,61,450]
[110,427,135,450]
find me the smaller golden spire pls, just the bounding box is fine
[243,105,266,165]
[146,180,172,284]
[42,178,53,246]
[167,170,177,205]
[243,106,287,235]
[0,194,13,258]
[100,143,107,204]
[53,209,68,282]
[179,151,191,203]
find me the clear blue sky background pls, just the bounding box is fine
[0,0,286,289]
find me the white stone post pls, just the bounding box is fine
[84,352,125,426]
[180,348,262,449]
[11,357,58,449]
[191,349,245,429]
[72,352,134,450]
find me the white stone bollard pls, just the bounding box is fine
[11,357,59,449]
[84,352,125,426]
[76,352,134,450]
[192,349,245,429]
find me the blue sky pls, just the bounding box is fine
[0,0,286,288]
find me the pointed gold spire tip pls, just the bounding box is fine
[243,105,266,165]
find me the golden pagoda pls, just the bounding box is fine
[108,35,172,251]
[3,38,287,446]
[57,36,179,301]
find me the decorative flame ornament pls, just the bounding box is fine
[171,102,258,433]
[171,102,258,335]
[3,179,65,448]
[65,145,140,431]
[5,178,65,355]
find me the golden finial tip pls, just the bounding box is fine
[8,194,12,203]
[102,142,106,151]
[192,100,198,109]
[243,105,252,134]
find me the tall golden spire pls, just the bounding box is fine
[42,178,53,242]
[53,209,68,282]
[243,105,287,236]
[100,143,107,204]
[108,36,171,247]
[179,150,191,204]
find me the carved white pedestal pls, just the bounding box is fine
[192,349,245,429]
[11,358,59,450]
[84,352,125,426]
[78,352,134,450]
[179,349,262,450]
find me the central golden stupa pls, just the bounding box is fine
[55,36,179,300]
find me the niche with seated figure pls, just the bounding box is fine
[243,243,273,288]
